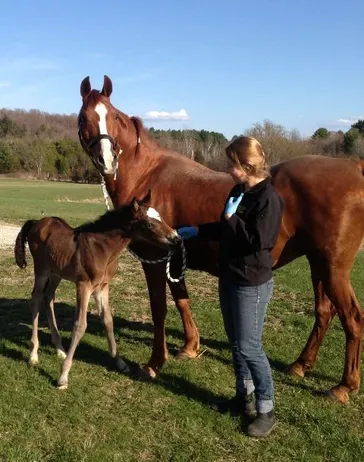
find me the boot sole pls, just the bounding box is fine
[247,421,277,438]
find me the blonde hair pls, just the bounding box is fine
[226,136,269,179]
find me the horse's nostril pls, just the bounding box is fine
[98,155,104,165]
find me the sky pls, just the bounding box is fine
[0,0,363,139]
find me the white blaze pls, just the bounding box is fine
[95,103,114,173]
[147,207,162,222]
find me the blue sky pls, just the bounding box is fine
[0,0,363,139]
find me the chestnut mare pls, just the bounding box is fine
[78,75,364,403]
[14,192,180,389]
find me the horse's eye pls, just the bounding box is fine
[114,113,120,120]
[147,222,153,229]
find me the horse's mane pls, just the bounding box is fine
[75,206,131,235]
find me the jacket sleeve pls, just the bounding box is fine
[197,221,223,240]
[226,194,283,251]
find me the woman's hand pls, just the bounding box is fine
[224,193,244,219]
[177,226,199,240]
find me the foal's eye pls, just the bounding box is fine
[114,113,120,120]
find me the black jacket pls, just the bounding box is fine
[198,177,284,285]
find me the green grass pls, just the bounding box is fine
[0,178,105,226]
[0,178,364,461]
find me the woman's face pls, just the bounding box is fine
[227,158,247,184]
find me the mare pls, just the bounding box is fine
[77,75,364,403]
[14,191,180,389]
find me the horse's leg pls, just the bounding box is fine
[167,278,200,359]
[141,262,168,378]
[44,275,66,360]
[288,264,336,377]
[57,283,91,389]
[324,275,364,403]
[29,271,48,366]
[93,284,128,373]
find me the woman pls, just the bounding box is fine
[177,136,284,438]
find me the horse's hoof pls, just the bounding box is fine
[327,387,349,404]
[57,383,68,390]
[57,350,67,360]
[286,362,305,378]
[28,358,39,367]
[134,366,157,381]
[176,350,198,360]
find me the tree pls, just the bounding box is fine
[343,128,360,154]
[352,119,364,134]
[312,128,330,140]
[0,141,12,172]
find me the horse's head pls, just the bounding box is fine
[78,75,135,175]
[127,190,180,249]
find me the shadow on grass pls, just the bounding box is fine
[0,297,340,403]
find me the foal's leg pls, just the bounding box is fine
[288,271,336,377]
[57,283,91,389]
[324,275,364,403]
[167,277,200,359]
[44,275,66,359]
[141,262,168,378]
[29,272,48,366]
[93,284,128,372]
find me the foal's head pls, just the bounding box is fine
[78,75,137,175]
[126,190,180,248]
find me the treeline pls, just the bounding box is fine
[0,108,363,181]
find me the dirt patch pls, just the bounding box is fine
[0,223,21,249]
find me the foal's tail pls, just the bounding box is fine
[14,220,39,269]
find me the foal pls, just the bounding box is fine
[14,191,179,389]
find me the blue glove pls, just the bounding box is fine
[177,226,199,240]
[224,193,244,215]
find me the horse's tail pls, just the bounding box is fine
[14,220,39,269]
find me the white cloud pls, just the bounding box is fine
[336,116,364,126]
[143,109,189,121]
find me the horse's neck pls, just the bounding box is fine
[104,142,164,205]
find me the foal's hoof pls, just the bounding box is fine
[327,386,349,404]
[57,349,67,360]
[57,383,68,390]
[286,362,305,378]
[28,358,39,367]
[57,380,68,390]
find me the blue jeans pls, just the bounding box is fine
[219,278,274,413]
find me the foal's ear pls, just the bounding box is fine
[141,189,152,205]
[131,196,140,213]
[80,76,91,99]
[101,75,113,98]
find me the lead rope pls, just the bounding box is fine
[127,241,187,283]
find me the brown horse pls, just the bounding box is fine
[14,191,180,389]
[77,75,364,403]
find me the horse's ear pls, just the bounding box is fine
[142,189,152,205]
[131,197,139,213]
[80,76,91,99]
[101,75,113,98]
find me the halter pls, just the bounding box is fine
[78,116,186,283]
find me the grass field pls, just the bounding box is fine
[0,178,363,461]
